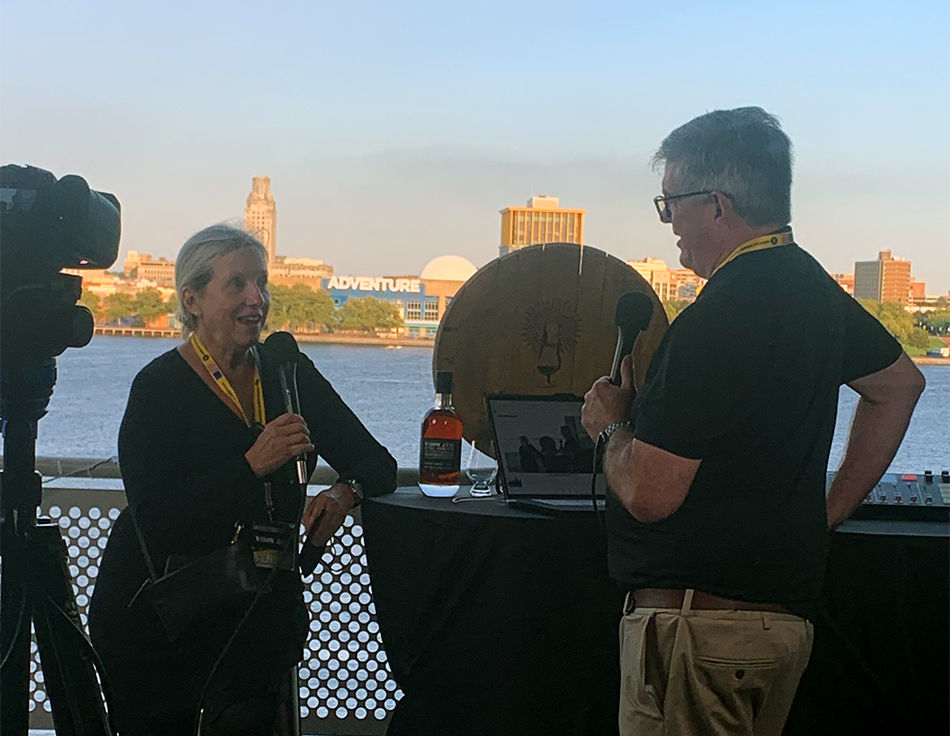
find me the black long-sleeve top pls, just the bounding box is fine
[89,344,396,726]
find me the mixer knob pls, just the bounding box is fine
[910,496,918,503]
[924,470,934,483]
[942,471,950,483]
[925,497,933,504]
[895,495,902,503]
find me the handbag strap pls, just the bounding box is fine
[127,505,159,582]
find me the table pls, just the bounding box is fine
[363,490,948,736]
[362,489,623,736]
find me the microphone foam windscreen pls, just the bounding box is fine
[615,291,655,331]
[263,331,300,364]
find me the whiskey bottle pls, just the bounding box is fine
[419,371,462,497]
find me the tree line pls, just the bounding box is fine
[661,296,948,352]
[79,284,405,333]
[858,299,943,350]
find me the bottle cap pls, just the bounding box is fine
[435,371,453,394]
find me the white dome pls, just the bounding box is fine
[420,255,477,282]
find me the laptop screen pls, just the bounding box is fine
[485,395,607,498]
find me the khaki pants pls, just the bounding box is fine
[619,590,813,736]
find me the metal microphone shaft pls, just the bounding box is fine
[278,364,309,486]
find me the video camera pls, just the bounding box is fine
[0,164,121,364]
[0,165,122,732]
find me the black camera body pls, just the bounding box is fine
[0,164,121,364]
[0,164,122,733]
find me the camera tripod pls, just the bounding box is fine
[0,359,113,735]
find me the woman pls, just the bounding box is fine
[89,224,397,735]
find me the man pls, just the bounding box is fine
[581,107,925,736]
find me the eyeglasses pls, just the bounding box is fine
[653,191,714,224]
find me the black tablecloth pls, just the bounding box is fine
[362,490,623,736]
[363,490,949,736]
[784,523,949,736]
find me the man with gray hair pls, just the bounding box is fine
[582,107,924,735]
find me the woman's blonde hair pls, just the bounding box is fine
[174,224,267,333]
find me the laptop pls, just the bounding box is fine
[485,394,606,513]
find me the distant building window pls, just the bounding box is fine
[424,298,439,321]
[409,327,421,338]
[407,300,422,320]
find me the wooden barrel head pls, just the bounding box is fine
[433,243,669,448]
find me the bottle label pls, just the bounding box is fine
[421,438,462,474]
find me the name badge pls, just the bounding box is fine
[251,522,295,570]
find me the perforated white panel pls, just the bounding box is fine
[30,501,400,729]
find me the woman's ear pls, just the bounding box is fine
[181,287,198,320]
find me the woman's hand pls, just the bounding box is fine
[302,483,357,548]
[244,413,314,478]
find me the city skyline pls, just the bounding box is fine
[3,0,947,291]
[94,174,948,299]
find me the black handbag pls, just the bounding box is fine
[130,513,270,642]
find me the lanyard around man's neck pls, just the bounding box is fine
[190,333,265,427]
[711,227,795,278]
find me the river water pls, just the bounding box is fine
[16,337,950,474]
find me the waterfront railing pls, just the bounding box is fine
[12,457,423,734]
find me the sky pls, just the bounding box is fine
[3,0,949,292]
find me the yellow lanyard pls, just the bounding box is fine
[711,228,795,278]
[190,334,266,427]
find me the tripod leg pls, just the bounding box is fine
[31,520,112,736]
[0,513,32,736]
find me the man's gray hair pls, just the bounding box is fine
[653,107,792,228]
[175,224,267,332]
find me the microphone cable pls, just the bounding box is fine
[192,529,294,736]
[193,478,312,736]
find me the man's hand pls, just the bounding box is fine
[302,483,357,548]
[582,354,635,440]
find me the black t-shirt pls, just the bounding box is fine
[606,242,902,613]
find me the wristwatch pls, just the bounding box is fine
[343,478,364,507]
[598,420,630,448]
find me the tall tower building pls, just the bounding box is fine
[245,176,277,265]
[854,250,912,304]
[499,196,586,257]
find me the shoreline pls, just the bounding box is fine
[91,327,949,361]
[291,333,435,348]
[93,326,435,348]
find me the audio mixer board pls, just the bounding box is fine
[826,470,950,523]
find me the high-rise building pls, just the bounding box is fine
[854,250,912,304]
[123,250,176,286]
[245,176,277,265]
[499,196,585,256]
[831,273,855,295]
[625,257,706,302]
[627,258,673,301]
[269,256,334,288]
[670,269,706,300]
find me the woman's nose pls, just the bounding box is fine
[246,284,264,305]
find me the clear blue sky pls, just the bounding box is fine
[3,0,948,291]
